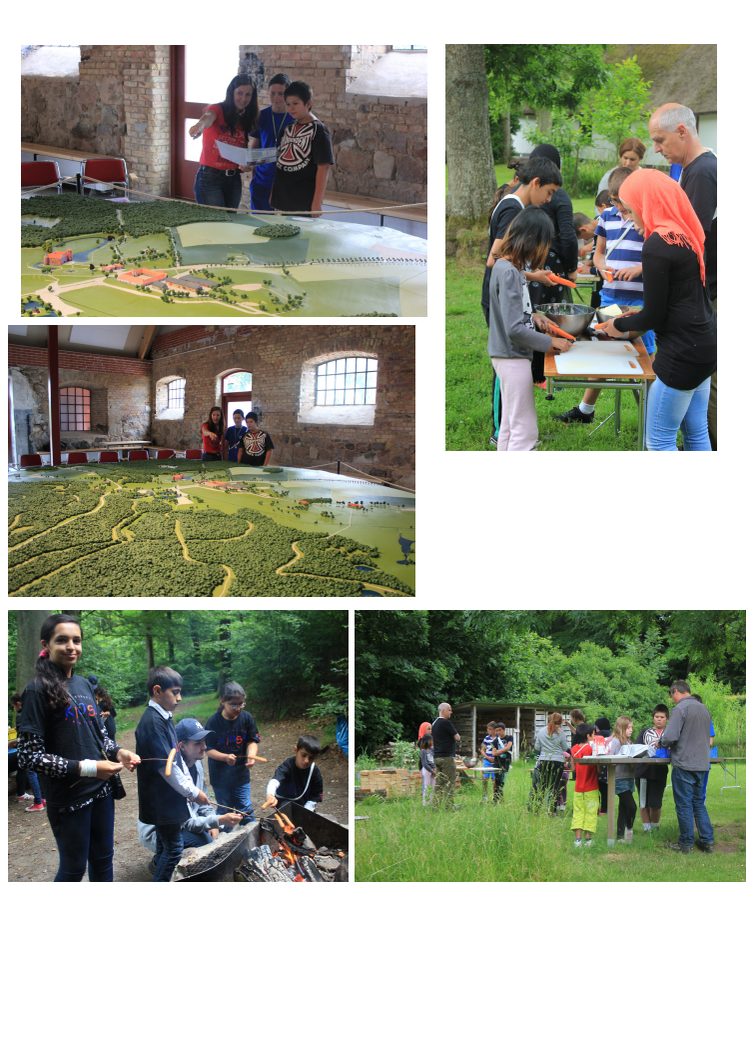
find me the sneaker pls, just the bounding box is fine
[624,828,633,843]
[574,839,582,848]
[665,841,692,854]
[533,381,547,390]
[552,405,594,424]
[25,802,45,812]
[584,840,594,848]
[695,840,714,854]
[148,856,157,876]
[16,793,33,801]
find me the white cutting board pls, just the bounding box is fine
[575,340,640,357]
[554,352,643,375]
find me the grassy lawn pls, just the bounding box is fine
[58,284,253,317]
[356,760,746,882]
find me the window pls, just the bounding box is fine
[316,358,377,407]
[223,371,253,394]
[60,387,90,431]
[391,45,427,51]
[167,378,185,411]
[221,371,253,426]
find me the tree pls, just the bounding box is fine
[583,57,653,159]
[15,611,54,692]
[445,45,496,226]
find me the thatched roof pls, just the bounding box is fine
[604,45,716,115]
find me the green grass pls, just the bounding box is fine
[356,761,746,882]
[57,285,252,317]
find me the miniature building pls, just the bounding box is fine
[43,250,72,265]
[164,275,218,293]
[117,268,168,287]
[102,264,124,273]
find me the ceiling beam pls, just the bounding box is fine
[137,325,157,360]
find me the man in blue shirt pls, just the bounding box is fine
[248,73,293,213]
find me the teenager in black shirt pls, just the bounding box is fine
[18,614,139,882]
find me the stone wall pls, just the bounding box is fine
[21,45,170,196]
[149,325,415,486]
[8,344,152,454]
[239,45,426,205]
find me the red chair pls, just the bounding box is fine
[20,453,43,467]
[82,158,129,196]
[22,161,63,195]
[99,451,119,463]
[156,449,176,459]
[66,452,89,465]
[185,449,203,460]
[128,449,149,461]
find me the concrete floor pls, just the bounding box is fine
[347,51,427,101]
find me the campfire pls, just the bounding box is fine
[174,801,348,882]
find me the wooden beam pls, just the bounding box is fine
[137,325,157,360]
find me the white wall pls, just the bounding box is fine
[698,113,717,153]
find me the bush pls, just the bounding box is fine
[390,740,419,768]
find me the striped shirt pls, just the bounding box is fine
[594,207,644,295]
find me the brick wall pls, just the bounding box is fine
[150,325,415,485]
[21,45,170,196]
[9,344,152,453]
[239,45,426,204]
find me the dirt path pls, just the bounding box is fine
[7,712,348,882]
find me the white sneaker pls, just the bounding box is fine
[17,793,33,801]
[584,840,594,848]
[624,828,633,843]
[574,839,582,848]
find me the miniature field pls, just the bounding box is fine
[8,461,415,598]
[20,196,427,318]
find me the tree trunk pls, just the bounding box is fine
[500,108,511,164]
[218,618,231,694]
[536,109,552,136]
[446,45,497,226]
[16,610,54,692]
[166,611,175,664]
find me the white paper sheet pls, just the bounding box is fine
[554,353,643,375]
[216,142,278,165]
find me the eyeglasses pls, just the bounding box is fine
[226,702,245,709]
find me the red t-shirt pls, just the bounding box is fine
[202,422,222,454]
[199,105,249,170]
[572,743,599,793]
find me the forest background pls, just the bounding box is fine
[10,609,348,739]
[355,610,746,754]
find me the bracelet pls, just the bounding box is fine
[80,759,98,778]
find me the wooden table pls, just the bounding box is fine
[22,142,128,194]
[101,440,155,451]
[577,756,671,847]
[544,335,655,451]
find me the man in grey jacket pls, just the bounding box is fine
[660,681,714,854]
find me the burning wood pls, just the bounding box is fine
[237,815,345,882]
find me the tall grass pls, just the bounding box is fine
[356,761,746,882]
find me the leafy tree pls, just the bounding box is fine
[583,57,653,160]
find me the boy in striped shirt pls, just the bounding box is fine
[553,166,654,425]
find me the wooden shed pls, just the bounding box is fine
[450,702,575,761]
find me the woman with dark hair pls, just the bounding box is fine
[17,614,139,882]
[189,74,259,212]
[597,137,646,194]
[487,206,571,450]
[201,406,225,461]
[530,711,570,815]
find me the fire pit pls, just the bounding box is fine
[174,801,348,882]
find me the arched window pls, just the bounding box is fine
[298,353,377,425]
[316,357,377,406]
[167,378,185,411]
[155,375,186,421]
[60,387,91,431]
[221,371,253,425]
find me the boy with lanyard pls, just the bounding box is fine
[205,681,260,821]
[265,735,323,811]
[248,73,294,214]
[634,704,669,832]
[135,666,210,883]
[489,722,513,803]
[271,80,334,218]
[223,408,247,463]
[553,165,654,425]
[238,411,274,466]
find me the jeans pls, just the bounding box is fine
[250,179,274,213]
[599,289,655,356]
[47,793,115,882]
[671,767,714,847]
[152,823,184,882]
[182,828,213,849]
[645,376,711,451]
[201,452,222,462]
[194,165,243,212]
[17,767,43,803]
[210,780,255,821]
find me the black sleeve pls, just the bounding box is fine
[310,766,323,801]
[242,711,261,744]
[312,123,334,166]
[682,164,717,235]
[552,190,579,272]
[494,200,522,239]
[272,757,293,786]
[264,432,274,452]
[615,235,670,334]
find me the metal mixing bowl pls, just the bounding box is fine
[595,304,643,325]
[535,303,597,337]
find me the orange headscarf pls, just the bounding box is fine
[417,721,432,742]
[619,168,706,286]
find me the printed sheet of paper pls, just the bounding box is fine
[217,142,278,165]
[554,352,643,375]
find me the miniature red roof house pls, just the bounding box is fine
[172,473,185,481]
[117,268,168,287]
[43,250,73,265]
[102,264,125,273]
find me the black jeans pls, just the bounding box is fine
[201,452,222,461]
[46,793,115,882]
[152,823,184,882]
[616,789,637,837]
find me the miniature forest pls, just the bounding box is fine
[8,461,415,598]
